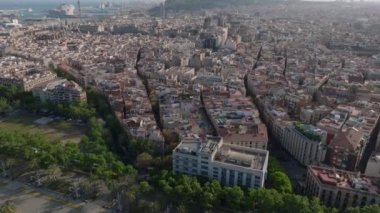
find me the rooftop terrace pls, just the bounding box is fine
[214,144,268,170]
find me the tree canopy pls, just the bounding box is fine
[267,157,292,193]
[0,115,136,181]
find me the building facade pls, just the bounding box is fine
[305,166,380,210]
[34,79,87,104]
[172,136,268,188]
[280,123,327,166]
[365,154,380,177]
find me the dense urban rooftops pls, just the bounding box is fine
[310,166,380,195]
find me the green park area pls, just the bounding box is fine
[0,112,87,144]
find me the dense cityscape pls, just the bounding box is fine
[0,0,380,212]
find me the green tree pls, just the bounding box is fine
[282,193,310,213]
[139,181,153,194]
[175,204,188,213]
[137,201,161,213]
[269,171,292,193]
[248,188,284,212]
[346,205,380,213]
[309,197,324,213]
[222,186,244,209]
[0,98,9,114]
[267,157,292,193]
[0,201,16,213]
[199,180,222,209]
[136,152,153,169]
[129,139,153,157]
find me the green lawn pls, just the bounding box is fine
[0,112,87,144]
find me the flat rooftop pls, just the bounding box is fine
[175,136,221,156]
[310,166,380,195]
[214,144,268,170]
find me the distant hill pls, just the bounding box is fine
[150,0,282,14]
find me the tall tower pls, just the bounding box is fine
[77,0,81,21]
[163,1,166,19]
[161,2,166,19]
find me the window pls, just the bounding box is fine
[245,174,252,187]
[237,172,243,186]
[213,168,219,174]
[201,160,209,165]
[229,170,235,185]
[321,190,326,201]
[221,169,227,184]
[352,194,358,207]
[370,198,376,205]
[360,197,367,207]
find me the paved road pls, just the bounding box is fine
[268,139,306,192]
[0,177,105,213]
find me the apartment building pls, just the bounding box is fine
[173,136,268,188]
[300,105,331,125]
[0,56,57,91]
[203,95,268,150]
[305,166,380,209]
[281,123,327,166]
[326,128,366,171]
[34,79,87,103]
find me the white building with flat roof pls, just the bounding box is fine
[172,136,268,188]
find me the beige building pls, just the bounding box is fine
[203,95,268,150]
[305,166,380,210]
[0,56,57,91]
[300,105,331,125]
[222,124,268,150]
[173,136,268,188]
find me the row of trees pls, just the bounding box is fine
[0,85,35,114]
[150,170,380,212]
[151,170,324,212]
[0,85,96,122]
[0,116,136,181]
[267,157,292,193]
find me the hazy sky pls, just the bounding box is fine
[1,0,380,4]
[0,0,163,2]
